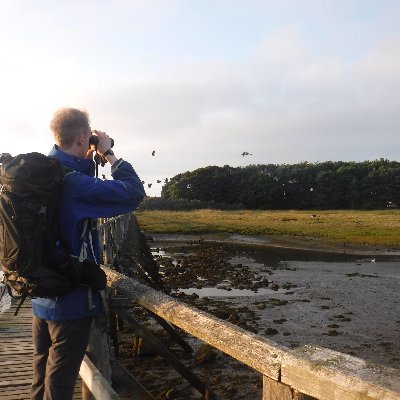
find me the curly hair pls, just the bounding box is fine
[50,108,91,148]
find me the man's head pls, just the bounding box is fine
[50,108,91,158]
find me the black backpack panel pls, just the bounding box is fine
[0,153,73,298]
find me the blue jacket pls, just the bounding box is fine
[32,146,145,320]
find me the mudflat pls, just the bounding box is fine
[125,233,399,398]
[149,234,400,368]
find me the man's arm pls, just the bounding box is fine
[64,160,146,219]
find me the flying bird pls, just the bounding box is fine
[152,150,156,156]
[241,152,252,157]
[147,183,152,188]
[157,180,161,184]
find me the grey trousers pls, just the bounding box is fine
[30,316,92,400]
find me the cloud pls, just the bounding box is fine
[1,1,399,197]
[81,28,400,195]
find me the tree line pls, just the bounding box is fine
[160,159,400,210]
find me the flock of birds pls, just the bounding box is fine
[143,150,168,188]
[142,149,254,189]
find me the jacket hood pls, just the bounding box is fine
[49,145,95,176]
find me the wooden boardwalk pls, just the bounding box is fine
[0,299,82,400]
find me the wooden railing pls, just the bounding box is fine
[80,356,120,400]
[81,213,400,400]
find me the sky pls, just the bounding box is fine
[0,0,399,196]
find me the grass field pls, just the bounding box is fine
[136,209,400,247]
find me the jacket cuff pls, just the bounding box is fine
[111,158,124,172]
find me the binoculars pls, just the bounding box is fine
[89,135,115,148]
[89,135,115,167]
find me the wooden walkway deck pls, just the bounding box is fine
[0,299,82,400]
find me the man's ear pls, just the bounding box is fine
[78,129,86,146]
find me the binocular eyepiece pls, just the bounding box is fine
[89,135,114,148]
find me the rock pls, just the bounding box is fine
[270,283,280,291]
[193,344,217,366]
[265,327,279,335]
[327,324,340,328]
[325,329,340,336]
[269,299,288,306]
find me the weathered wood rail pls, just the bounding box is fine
[97,212,400,400]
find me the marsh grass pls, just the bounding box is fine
[136,209,400,247]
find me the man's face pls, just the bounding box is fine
[77,128,91,158]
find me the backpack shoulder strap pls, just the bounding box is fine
[76,218,98,265]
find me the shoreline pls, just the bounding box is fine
[145,232,400,256]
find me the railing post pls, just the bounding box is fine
[263,375,294,400]
[86,289,113,383]
[263,376,316,400]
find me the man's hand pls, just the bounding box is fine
[86,148,95,160]
[91,130,113,155]
[91,130,118,165]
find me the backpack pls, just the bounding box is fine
[0,152,106,314]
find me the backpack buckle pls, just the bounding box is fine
[39,205,47,215]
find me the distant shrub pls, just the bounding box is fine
[137,196,243,211]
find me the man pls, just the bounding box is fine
[31,108,145,400]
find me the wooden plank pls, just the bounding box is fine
[281,345,400,400]
[1,386,30,400]
[0,326,31,329]
[0,348,32,353]
[0,368,33,376]
[0,355,34,361]
[0,378,33,388]
[0,341,33,346]
[0,336,33,348]
[0,360,32,366]
[0,372,32,380]
[0,388,30,394]
[0,332,32,336]
[0,343,33,349]
[79,355,120,400]
[0,382,82,400]
[263,375,295,400]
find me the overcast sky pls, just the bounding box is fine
[0,1,399,196]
